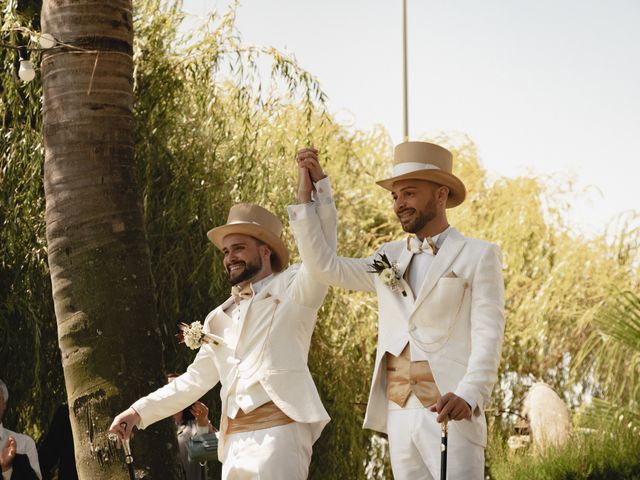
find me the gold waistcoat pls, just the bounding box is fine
[386,344,441,408]
[226,401,294,435]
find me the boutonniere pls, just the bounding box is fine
[176,322,223,349]
[368,252,407,296]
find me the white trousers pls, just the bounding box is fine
[387,400,485,480]
[221,422,313,480]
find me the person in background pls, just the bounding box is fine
[167,373,215,480]
[0,379,42,480]
[37,404,78,480]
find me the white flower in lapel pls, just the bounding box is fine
[176,321,222,349]
[368,252,407,297]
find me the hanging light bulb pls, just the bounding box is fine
[17,46,35,83]
[18,59,36,82]
[38,33,56,49]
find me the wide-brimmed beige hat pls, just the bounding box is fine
[207,203,289,272]
[376,141,466,208]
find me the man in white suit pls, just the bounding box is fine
[291,142,505,479]
[110,171,336,479]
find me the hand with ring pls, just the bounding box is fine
[189,401,210,428]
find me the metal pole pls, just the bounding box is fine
[402,0,409,142]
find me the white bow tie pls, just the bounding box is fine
[406,236,438,255]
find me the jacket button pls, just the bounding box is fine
[410,379,417,385]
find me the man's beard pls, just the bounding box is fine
[397,199,437,233]
[227,256,263,285]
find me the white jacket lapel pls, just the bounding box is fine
[395,244,416,301]
[411,228,466,314]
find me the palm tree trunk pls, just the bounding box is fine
[41,1,182,478]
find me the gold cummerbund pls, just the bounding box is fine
[227,401,294,435]
[386,344,441,408]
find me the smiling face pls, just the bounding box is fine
[222,233,273,285]
[391,179,449,237]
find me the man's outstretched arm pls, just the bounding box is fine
[289,149,375,293]
[109,343,220,441]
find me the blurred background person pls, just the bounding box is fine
[0,379,42,479]
[167,373,215,480]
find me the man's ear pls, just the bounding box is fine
[261,244,272,261]
[439,186,450,204]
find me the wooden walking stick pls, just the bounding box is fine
[440,418,448,480]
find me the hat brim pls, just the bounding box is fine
[207,222,290,272]
[376,169,466,208]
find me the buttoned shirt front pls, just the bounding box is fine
[224,275,274,418]
[0,423,42,480]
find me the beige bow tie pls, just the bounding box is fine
[231,284,253,305]
[406,236,438,255]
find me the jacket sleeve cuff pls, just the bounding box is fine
[454,386,479,412]
[312,176,333,204]
[287,202,315,221]
[130,400,151,430]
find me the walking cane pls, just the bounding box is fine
[108,422,136,480]
[120,422,136,480]
[440,418,448,480]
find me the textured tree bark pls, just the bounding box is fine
[41,1,183,478]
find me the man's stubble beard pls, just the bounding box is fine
[227,255,263,285]
[398,198,437,234]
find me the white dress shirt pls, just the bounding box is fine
[225,275,274,418]
[0,423,42,480]
[406,227,451,297]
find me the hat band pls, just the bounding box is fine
[392,162,441,177]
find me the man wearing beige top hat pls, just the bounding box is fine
[291,142,505,478]
[110,169,337,479]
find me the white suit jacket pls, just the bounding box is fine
[132,201,336,461]
[290,200,505,447]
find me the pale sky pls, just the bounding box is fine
[181,0,640,236]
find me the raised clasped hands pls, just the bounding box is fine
[296,147,326,203]
[430,392,472,422]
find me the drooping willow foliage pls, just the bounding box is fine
[1,1,639,479]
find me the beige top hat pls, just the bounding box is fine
[376,141,466,208]
[207,203,290,272]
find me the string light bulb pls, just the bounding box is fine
[38,33,55,49]
[17,46,35,83]
[18,60,35,82]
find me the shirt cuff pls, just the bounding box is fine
[2,467,12,480]
[312,176,333,204]
[287,202,315,222]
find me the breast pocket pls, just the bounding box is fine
[413,277,469,350]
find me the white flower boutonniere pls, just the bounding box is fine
[176,321,223,349]
[368,252,407,297]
